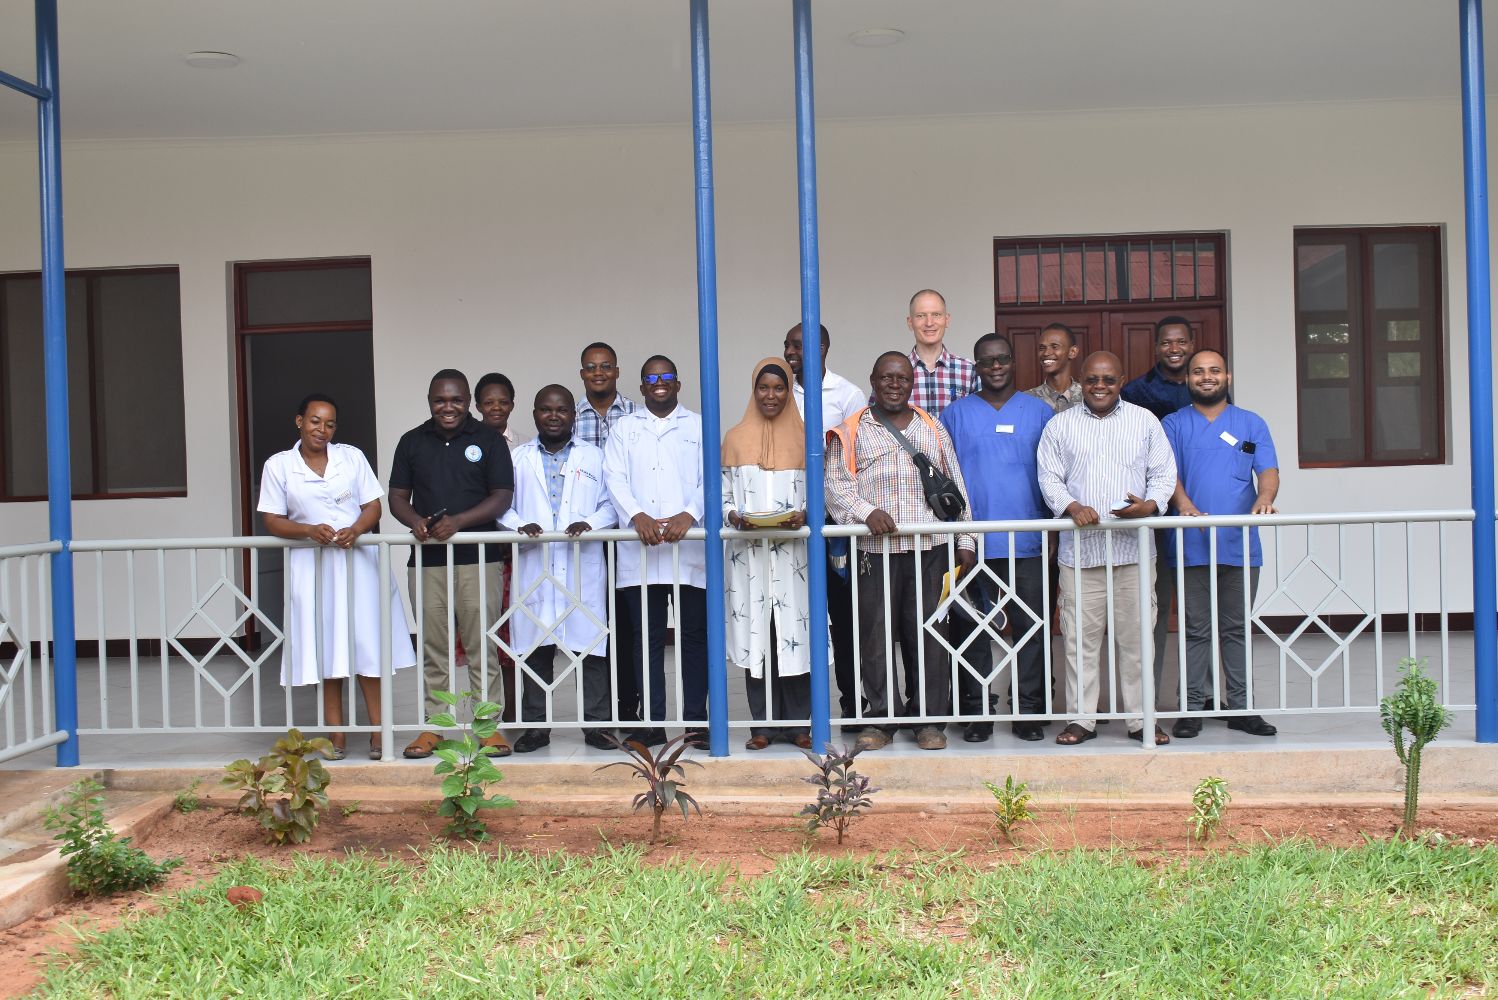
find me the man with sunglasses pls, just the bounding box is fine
[940,334,1055,742]
[602,356,708,748]
[1037,352,1177,747]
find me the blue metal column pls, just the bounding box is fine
[792,0,831,753]
[36,0,79,766]
[1461,0,1497,743]
[689,0,730,756]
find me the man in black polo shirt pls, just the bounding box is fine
[390,369,514,759]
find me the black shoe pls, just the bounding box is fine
[1011,722,1044,742]
[1227,715,1278,737]
[625,728,668,748]
[513,730,551,753]
[683,730,710,750]
[1172,717,1202,739]
[583,730,615,750]
[962,723,993,743]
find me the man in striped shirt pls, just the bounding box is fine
[826,352,977,752]
[1037,352,1177,746]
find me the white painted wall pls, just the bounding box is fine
[0,98,1480,628]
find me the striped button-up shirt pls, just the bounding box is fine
[574,393,638,450]
[908,346,979,417]
[1037,400,1177,569]
[825,407,976,554]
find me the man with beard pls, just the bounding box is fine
[940,334,1054,742]
[1162,350,1280,739]
[1038,352,1176,746]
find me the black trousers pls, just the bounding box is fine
[519,646,611,739]
[617,584,708,726]
[827,547,859,720]
[745,670,811,738]
[607,547,642,723]
[949,556,1049,718]
[856,547,950,732]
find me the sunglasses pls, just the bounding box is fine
[643,372,679,385]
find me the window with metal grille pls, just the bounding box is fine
[995,234,1222,307]
[0,267,186,500]
[1293,227,1444,467]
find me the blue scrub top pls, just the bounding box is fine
[940,391,1054,559]
[1161,404,1278,567]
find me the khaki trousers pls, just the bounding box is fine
[1058,561,1156,733]
[413,562,505,722]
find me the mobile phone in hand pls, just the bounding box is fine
[424,508,448,531]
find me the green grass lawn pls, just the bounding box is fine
[32,839,1498,999]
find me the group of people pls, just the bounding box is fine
[256,287,1281,758]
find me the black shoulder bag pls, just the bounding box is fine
[867,407,966,521]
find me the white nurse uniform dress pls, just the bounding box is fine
[257,442,417,686]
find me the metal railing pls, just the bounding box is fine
[0,509,1480,763]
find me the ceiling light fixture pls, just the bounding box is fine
[184,51,241,69]
[848,28,904,48]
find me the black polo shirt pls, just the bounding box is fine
[390,416,513,567]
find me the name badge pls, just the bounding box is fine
[1219,431,1239,447]
[334,489,353,505]
[995,424,1015,434]
[464,444,483,463]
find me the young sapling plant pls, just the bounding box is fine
[596,733,703,844]
[43,780,181,895]
[221,728,335,845]
[984,775,1035,845]
[1380,657,1451,838]
[1189,775,1231,842]
[427,690,515,840]
[799,743,878,845]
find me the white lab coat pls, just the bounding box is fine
[602,406,707,589]
[501,438,617,656]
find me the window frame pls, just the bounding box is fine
[1292,226,1445,469]
[0,265,187,502]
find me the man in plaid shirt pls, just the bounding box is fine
[906,289,979,416]
[826,352,976,752]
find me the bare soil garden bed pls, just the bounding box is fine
[5,801,1498,998]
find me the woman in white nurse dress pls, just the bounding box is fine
[257,394,416,759]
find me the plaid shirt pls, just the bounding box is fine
[825,407,976,554]
[907,346,979,417]
[574,393,637,450]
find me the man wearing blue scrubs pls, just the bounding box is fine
[1162,349,1280,738]
[942,335,1055,742]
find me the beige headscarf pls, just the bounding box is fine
[721,357,806,471]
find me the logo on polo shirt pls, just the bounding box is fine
[464,445,483,463]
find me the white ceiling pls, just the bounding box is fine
[0,0,1468,141]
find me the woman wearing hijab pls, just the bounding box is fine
[258,393,416,759]
[723,358,816,750]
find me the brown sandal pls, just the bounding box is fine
[1055,723,1097,746]
[402,731,441,759]
[1128,725,1171,746]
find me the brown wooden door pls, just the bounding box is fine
[1105,307,1224,383]
[997,311,1104,392]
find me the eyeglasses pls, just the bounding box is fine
[1082,375,1120,386]
[643,372,679,385]
[876,374,912,385]
[582,363,618,373]
[975,355,1013,368]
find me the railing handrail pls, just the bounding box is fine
[0,540,63,558]
[52,508,1478,552]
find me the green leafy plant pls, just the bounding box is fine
[428,690,515,840]
[42,780,181,895]
[798,743,878,845]
[172,778,203,814]
[597,734,704,844]
[1189,775,1231,842]
[1380,656,1452,838]
[221,728,335,845]
[340,800,362,818]
[984,775,1035,845]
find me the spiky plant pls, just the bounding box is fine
[1379,657,1451,838]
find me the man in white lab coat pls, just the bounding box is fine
[602,355,708,748]
[503,386,619,752]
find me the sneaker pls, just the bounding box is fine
[915,726,947,750]
[854,728,890,752]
